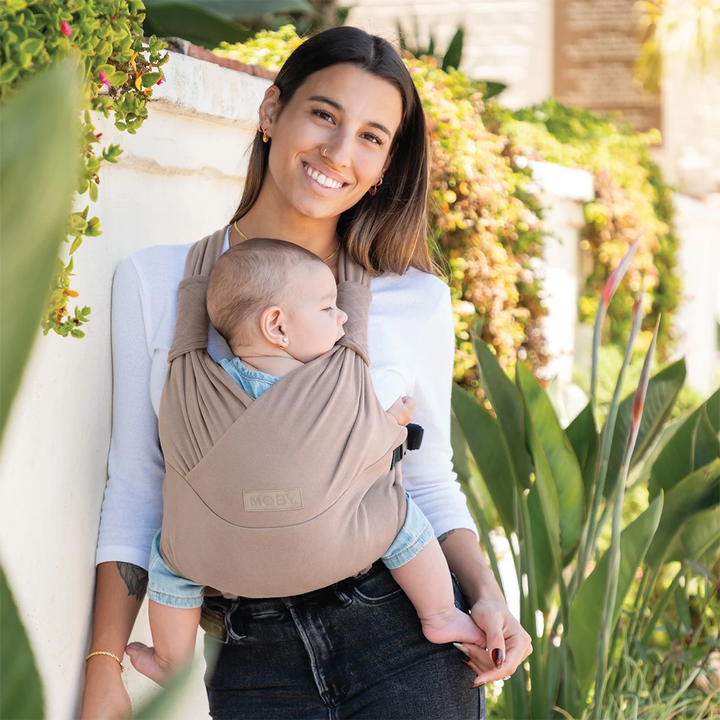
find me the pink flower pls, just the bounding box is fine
[60,20,72,37]
[99,70,111,88]
[157,76,164,85]
[95,133,103,139]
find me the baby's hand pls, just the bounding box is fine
[387,396,415,426]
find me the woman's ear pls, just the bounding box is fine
[259,306,287,347]
[258,84,281,138]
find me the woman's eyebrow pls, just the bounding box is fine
[307,95,392,139]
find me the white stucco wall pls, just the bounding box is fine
[0,51,269,720]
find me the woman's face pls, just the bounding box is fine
[261,64,404,220]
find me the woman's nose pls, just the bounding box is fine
[323,132,353,169]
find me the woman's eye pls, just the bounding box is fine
[362,133,382,146]
[313,109,334,123]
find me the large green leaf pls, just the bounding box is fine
[604,360,685,499]
[566,401,598,512]
[441,26,464,71]
[704,387,720,434]
[0,57,83,720]
[648,404,713,500]
[143,3,253,48]
[142,0,313,17]
[667,506,720,564]
[451,384,515,531]
[472,337,534,490]
[0,60,82,439]
[526,483,557,612]
[516,364,584,558]
[566,495,664,703]
[645,458,720,572]
[0,566,44,720]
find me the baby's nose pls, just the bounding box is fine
[338,310,348,325]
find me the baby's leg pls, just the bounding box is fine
[126,601,201,685]
[389,538,485,646]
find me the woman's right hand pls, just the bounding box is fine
[79,657,131,720]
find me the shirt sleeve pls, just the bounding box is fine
[95,257,165,570]
[401,280,479,540]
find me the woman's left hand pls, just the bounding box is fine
[455,597,533,687]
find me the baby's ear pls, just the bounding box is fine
[259,305,285,345]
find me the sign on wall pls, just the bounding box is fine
[554,0,662,134]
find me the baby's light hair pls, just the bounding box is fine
[207,237,326,349]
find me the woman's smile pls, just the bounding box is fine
[301,161,349,192]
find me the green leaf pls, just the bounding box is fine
[108,70,128,86]
[451,384,516,531]
[604,359,685,498]
[141,71,162,87]
[481,81,508,100]
[472,337,534,490]
[441,26,464,71]
[649,398,720,499]
[0,59,82,439]
[645,458,720,572]
[19,37,42,56]
[142,3,253,48]
[95,63,115,80]
[516,363,585,558]
[0,61,19,84]
[0,564,43,719]
[141,0,313,17]
[88,179,98,202]
[566,401,598,511]
[667,506,720,564]
[566,495,664,703]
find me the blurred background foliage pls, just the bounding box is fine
[0,0,167,338]
[215,26,681,400]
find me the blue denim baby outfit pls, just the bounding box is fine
[147,358,434,608]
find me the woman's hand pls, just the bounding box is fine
[455,598,532,687]
[437,528,532,687]
[79,658,131,720]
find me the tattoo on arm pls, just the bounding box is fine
[437,529,456,546]
[117,562,148,600]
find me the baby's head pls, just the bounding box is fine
[207,238,347,362]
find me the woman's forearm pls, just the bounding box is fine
[437,528,505,607]
[86,561,147,661]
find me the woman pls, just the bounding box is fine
[80,26,531,719]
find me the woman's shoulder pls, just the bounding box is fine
[121,242,193,287]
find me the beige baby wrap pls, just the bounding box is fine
[158,227,409,598]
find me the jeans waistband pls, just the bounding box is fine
[200,559,384,642]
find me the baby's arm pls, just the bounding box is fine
[386,395,415,425]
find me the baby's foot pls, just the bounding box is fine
[125,642,173,686]
[420,606,486,646]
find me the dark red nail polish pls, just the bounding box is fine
[492,648,504,669]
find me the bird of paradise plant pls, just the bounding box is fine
[452,235,720,718]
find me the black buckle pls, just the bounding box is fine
[389,423,424,470]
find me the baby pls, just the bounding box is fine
[126,238,483,684]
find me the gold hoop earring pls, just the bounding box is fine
[369,175,383,196]
[258,125,269,143]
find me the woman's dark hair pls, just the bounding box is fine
[229,26,435,276]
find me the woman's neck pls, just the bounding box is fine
[233,176,340,260]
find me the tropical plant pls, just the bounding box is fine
[397,21,465,73]
[142,0,350,50]
[0,53,201,720]
[452,236,720,718]
[0,0,168,338]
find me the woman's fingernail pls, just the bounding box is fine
[492,648,504,668]
[453,642,470,656]
[469,682,485,689]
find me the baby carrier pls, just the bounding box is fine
[158,227,421,598]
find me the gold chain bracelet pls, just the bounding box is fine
[85,650,124,672]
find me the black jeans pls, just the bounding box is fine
[201,560,487,719]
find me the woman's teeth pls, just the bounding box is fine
[304,163,344,189]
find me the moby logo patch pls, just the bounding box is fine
[243,488,304,512]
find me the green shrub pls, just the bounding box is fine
[488,100,681,359]
[0,0,168,337]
